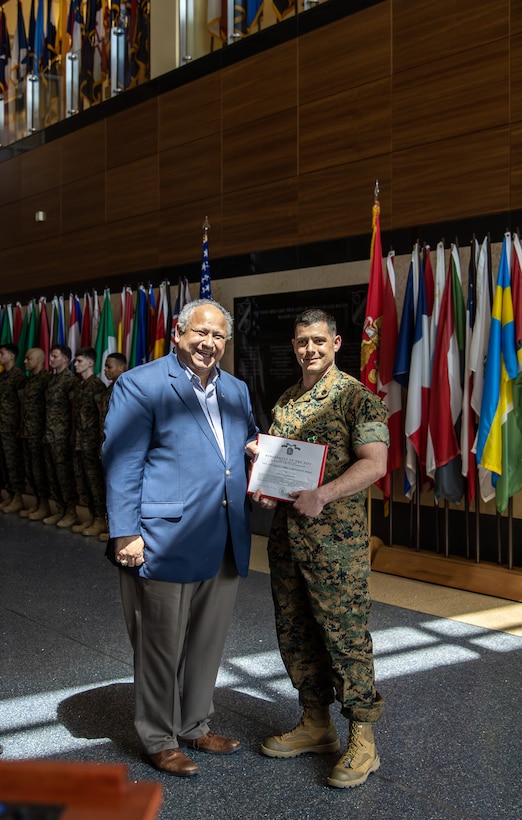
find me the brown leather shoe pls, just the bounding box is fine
[148,748,199,777]
[178,731,241,754]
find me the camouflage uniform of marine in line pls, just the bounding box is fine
[21,368,52,502]
[74,373,106,518]
[43,368,79,510]
[267,366,389,723]
[0,365,27,494]
[97,384,113,455]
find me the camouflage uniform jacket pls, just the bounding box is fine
[75,374,105,451]
[44,368,78,443]
[21,369,52,439]
[0,366,26,433]
[269,366,389,563]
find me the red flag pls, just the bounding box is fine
[377,251,402,512]
[13,302,23,343]
[38,297,50,370]
[360,195,383,392]
[81,292,92,346]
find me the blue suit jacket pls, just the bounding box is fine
[102,353,258,583]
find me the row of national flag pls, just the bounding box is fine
[0,274,208,385]
[361,200,522,514]
[0,0,150,140]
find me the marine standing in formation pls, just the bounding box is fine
[43,345,79,527]
[0,344,27,515]
[19,348,52,520]
[72,346,106,537]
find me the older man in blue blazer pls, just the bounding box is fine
[103,299,258,778]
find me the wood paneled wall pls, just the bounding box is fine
[1,0,521,294]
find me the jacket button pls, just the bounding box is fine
[222,500,227,507]
[225,469,231,476]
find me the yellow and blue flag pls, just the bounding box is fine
[475,233,522,511]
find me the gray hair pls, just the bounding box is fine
[178,299,233,340]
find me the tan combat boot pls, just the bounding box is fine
[56,507,79,529]
[71,517,93,533]
[43,505,65,525]
[29,499,51,521]
[0,494,12,510]
[20,503,38,518]
[327,721,380,788]
[82,517,107,537]
[261,707,340,758]
[3,493,23,514]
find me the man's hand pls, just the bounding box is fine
[252,488,278,510]
[114,535,145,568]
[288,488,325,518]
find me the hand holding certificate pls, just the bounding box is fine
[248,433,328,502]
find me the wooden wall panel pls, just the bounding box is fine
[159,134,222,207]
[158,74,221,153]
[0,156,21,207]
[159,197,222,266]
[393,0,508,74]
[299,2,391,105]
[300,78,392,175]
[222,40,298,131]
[298,156,392,244]
[56,225,110,282]
[21,142,60,197]
[61,174,106,235]
[510,122,522,209]
[104,213,160,276]
[0,201,24,249]
[392,127,510,226]
[393,40,509,152]
[223,109,297,193]
[60,121,106,185]
[106,98,158,170]
[20,189,61,245]
[511,34,522,125]
[221,179,298,255]
[106,156,159,222]
[2,0,522,294]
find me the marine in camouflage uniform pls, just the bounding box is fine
[43,345,79,525]
[257,309,389,789]
[0,344,27,513]
[95,352,127,541]
[72,347,106,536]
[20,348,52,519]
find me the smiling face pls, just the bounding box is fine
[292,321,342,388]
[174,304,228,386]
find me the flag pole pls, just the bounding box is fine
[366,181,379,543]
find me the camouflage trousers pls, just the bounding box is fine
[73,448,106,518]
[44,441,78,509]
[268,528,384,723]
[0,431,24,494]
[23,437,50,501]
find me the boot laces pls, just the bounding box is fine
[344,722,364,765]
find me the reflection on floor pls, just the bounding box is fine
[1,518,521,819]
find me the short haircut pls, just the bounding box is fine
[75,346,97,364]
[177,299,233,340]
[51,344,72,361]
[0,343,18,357]
[106,352,127,366]
[294,309,337,336]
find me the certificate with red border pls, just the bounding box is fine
[247,433,328,502]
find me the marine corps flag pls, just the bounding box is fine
[360,184,384,391]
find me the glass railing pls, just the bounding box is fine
[0,0,329,148]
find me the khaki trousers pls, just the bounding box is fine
[120,546,239,754]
